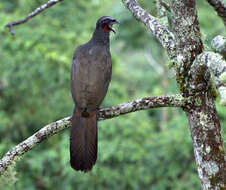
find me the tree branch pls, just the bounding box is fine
[121,0,176,63]
[206,0,226,26]
[5,0,63,35]
[0,94,187,175]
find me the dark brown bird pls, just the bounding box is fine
[70,16,119,172]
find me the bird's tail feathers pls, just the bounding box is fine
[70,109,97,172]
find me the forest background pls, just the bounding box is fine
[0,0,225,189]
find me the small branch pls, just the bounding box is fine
[0,94,187,174]
[121,0,176,63]
[5,0,63,35]
[206,0,226,26]
[159,0,170,12]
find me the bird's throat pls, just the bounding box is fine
[91,28,110,47]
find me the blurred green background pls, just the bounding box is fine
[0,0,225,189]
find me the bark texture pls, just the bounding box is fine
[192,52,226,106]
[211,35,226,59]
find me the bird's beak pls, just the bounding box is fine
[108,20,120,34]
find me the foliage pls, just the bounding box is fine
[0,0,225,190]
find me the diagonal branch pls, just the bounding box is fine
[121,0,176,63]
[145,52,164,74]
[0,94,188,175]
[5,0,63,35]
[206,0,226,26]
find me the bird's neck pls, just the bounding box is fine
[91,28,110,47]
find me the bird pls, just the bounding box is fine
[70,16,119,172]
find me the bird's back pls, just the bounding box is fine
[71,42,112,112]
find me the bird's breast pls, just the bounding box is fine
[71,46,112,110]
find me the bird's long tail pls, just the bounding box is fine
[70,108,97,172]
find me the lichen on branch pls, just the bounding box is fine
[211,35,226,59]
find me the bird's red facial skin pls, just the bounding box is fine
[104,25,110,32]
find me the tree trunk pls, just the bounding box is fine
[170,0,225,189]
[186,92,225,189]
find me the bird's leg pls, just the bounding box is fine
[81,108,90,117]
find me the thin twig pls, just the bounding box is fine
[0,94,187,174]
[145,52,164,74]
[5,0,63,35]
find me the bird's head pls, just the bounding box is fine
[96,16,119,34]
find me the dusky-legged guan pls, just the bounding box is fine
[70,16,119,172]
